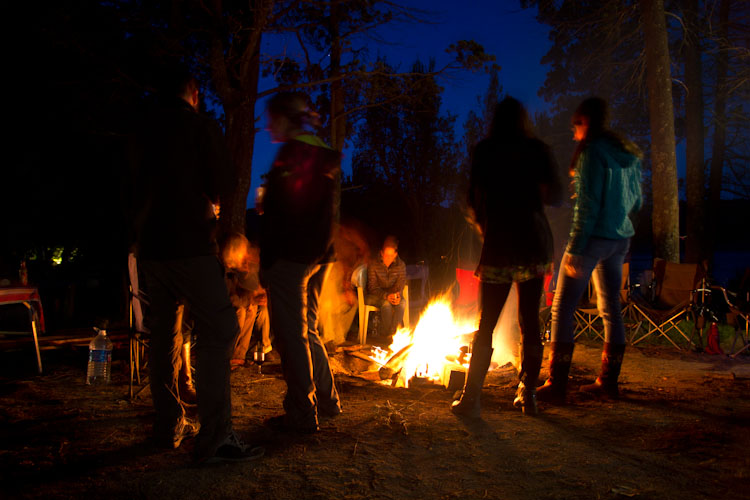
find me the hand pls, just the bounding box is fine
[563,253,584,279]
[255,187,265,215]
[387,292,401,306]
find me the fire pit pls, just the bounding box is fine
[340,292,519,389]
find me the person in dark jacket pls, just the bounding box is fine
[259,92,342,433]
[366,236,407,338]
[451,96,563,417]
[537,97,642,404]
[133,70,263,464]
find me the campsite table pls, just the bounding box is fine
[0,287,46,373]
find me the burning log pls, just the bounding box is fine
[378,344,414,380]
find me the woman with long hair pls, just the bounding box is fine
[451,96,563,417]
[258,92,342,432]
[537,97,642,404]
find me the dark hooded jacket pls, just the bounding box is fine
[469,136,563,270]
[260,134,341,269]
[133,98,232,260]
[567,136,642,255]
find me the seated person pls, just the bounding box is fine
[221,233,273,369]
[366,236,406,338]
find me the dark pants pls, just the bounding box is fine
[141,256,238,457]
[264,260,341,425]
[365,296,405,337]
[474,278,544,383]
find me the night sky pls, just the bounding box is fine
[249,1,552,207]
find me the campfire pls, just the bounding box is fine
[362,292,518,389]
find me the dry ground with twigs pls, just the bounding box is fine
[1,341,748,500]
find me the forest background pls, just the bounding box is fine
[2,0,748,331]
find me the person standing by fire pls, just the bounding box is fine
[537,97,642,404]
[133,68,263,463]
[451,96,563,417]
[258,92,342,433]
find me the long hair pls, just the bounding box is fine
[489,96,535,141]
[570,97,642,171]
[266,91,321,130]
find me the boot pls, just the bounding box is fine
[179,342,197,406]
[536,342,574,404]
[513,343,543,415]
[451,341,493,419]
[580,342,625,398]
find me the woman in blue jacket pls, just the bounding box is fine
[537,97,642,403]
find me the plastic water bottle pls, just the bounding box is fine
[86,328,113,385]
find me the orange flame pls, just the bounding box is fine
[381,289,519,388]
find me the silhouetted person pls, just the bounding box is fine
[132,69,262,463]
[537,97,642,404]
[451,96,563,417]
[258,92,342,433]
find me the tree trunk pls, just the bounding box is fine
[329,0,346,152]
[641,0,680,262]
[684,0,706,263]
[707,0,729,259]
[224,101,258,234]
[209,0,271,235]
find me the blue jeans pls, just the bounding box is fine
[366,295,405,336]
[551,237,630,344]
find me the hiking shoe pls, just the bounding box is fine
[155,417,200,449]
[202,431,264,464]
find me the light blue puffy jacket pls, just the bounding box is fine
[567,136,643,255]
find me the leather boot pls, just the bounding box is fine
[536,342,574,404]
[513,343,543,415]
[179,342,197,406]
[451,340,493,419]
[580,342,625,398]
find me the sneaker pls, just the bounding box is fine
[155,417,200,449]
[202,431,265,464]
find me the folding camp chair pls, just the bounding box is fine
[128,253,150,398]
[575,263,636,341]
[630,260,703,349]
[0,287,46,374]
[713,273,750,357]
[405,263,430,313]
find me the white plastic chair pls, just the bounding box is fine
[351,264,408,345]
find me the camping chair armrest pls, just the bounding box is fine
[712,285,740,311]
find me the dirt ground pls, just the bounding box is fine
[1,339,748,500]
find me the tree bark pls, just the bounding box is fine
[707,0,729,257]
[684,0,706,263]
[210,0,272,235]
[641,0,680,262]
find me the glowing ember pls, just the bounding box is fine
[375,288,519,388]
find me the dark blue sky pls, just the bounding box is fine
[248,1,552,207]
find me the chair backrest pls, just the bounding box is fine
[128,252,149,334]
[405,263,429,306]
[351,264,367,289]
[654,260,702,308]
